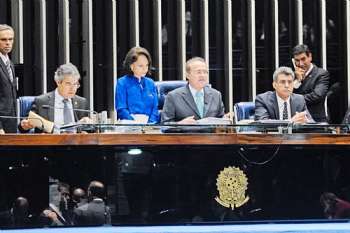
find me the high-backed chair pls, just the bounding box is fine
[234,101,255,123]
[155,80,187,109]
[17,96,36,118]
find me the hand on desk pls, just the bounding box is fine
[0,129,4,134]
[78,117,93,124]
[20,119,35,130]
[291,111,307,124]
[178,116,197,124]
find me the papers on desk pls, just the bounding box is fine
[28,111,55,133]
[196,117,232,125]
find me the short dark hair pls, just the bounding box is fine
[292,44,311,57]
[88,181,105,199]
[123,46,152,76]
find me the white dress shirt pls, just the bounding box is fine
[276,93,291,120]
[54,89,74,126]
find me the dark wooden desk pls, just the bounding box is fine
[0,132,350,146]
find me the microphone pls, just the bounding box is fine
[0,115,45,132]
[41,104,100,133]
[42,105,99,121]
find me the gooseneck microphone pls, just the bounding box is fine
[0,115,45,132]
[41,105,99,121]
[41,104,100,133]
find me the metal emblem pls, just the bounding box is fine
[215,166,249,210]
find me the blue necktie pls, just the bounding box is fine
[195,91,204,118]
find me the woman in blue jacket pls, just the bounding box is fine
[115,47,159,123]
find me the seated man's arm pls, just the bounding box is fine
[254,95,270,120]
[161,94,176,123]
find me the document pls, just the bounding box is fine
[196,117,232,125]
[28,111,55,133]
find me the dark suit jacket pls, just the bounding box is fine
[254,91,307,120]
[19,91,88,133]
[0,58,17,133]
[73,199,111,226]
[161,85,225,122]
[294,64,329,122]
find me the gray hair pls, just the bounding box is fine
[186,57,207,73]
[273,66,295,82]
[54,63,80,82]
[0,24,14,33]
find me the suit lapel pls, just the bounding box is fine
[181,85,201,118]
[203,87,212,117]
[272,93,279,119]
[290,94,296,116]
[72,97,80,121]
[48,92,55,121]
[0,58,13,84]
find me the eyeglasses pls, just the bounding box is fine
[277,80,293,86]
[62,81,80,88]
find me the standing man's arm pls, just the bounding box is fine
[304,70,330,104]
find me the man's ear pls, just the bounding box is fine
[272,81,277,90]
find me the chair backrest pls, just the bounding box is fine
[234,102,255,122]
[155,80,187,109]
[17,96,36,118]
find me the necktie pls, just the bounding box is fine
[194,91,204,118]
[283,101,288,120]
[5,60,13,82]
[63,99,73,124]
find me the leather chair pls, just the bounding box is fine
[234,101,255,123]
[17,96,36,118]
[155,80,187,109]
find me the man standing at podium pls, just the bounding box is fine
[0,24,17,133]
[19,63,89,132]
[161,57,225,123]
[255,66,310,124]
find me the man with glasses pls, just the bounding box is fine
[254,66,310,124]
[19,63,89,132]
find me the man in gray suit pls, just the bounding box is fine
[0,24,17,133]
[161,57,225,123]
[19,63,89,132]
[255,66,310,124]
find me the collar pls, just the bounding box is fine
[305,63,314,77]
[276,92,290,106]
[0,52,9,64]
[55,89,72,103]
[188,84,204,97]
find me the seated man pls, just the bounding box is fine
[161,57,225,124]
[255,66,310,124]
[19,63,89,132]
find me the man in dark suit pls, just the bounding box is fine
[19,63,89,132]
[292,44,329,122]
[73,181,111,226]
[255,66,310,124]
[0,24,17,133]
[161,57,225,123]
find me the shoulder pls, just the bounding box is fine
[313,65,329,76]
[73,95,87,102]
[35,92,53,102]
[117,75,130,85]
[256,91,274,100]
[167,85,188,97]
[291,93,305,101]
[143,76,156,85]
[205,86,221,96]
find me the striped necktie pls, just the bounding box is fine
[283,102,288,120]
[5,60,13,82]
